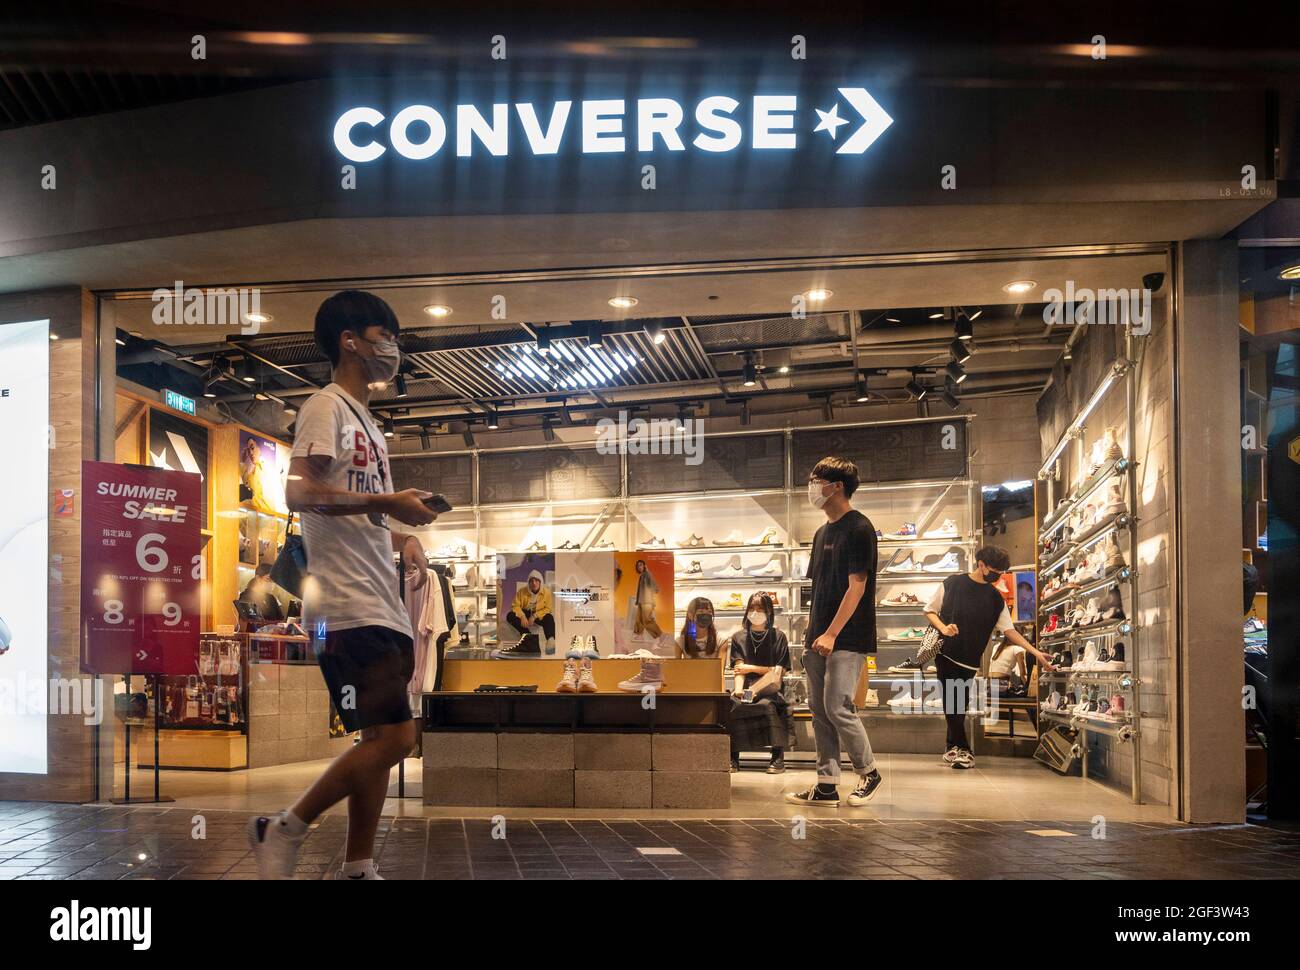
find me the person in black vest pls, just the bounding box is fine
[923,545,1055,769]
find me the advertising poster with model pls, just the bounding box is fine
[238,430,290,516]
[495,552,557,657]
[553,552,615,653]
[613,551,676,656]
[0,318,50,775]
[80,461,202,676]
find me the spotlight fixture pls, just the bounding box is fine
[941,388,960,411]
[1278,264,1300,281]
[542,418,557,443]
[383,417,395,438]
[955,317,974,341]
[645,319,667,345]
[905,377,928,401]
[1002,280,1037,295]
[587,321,604,348]
[462,426,476,448]
[115,335,126,347]
[238,358,256,383]
[740,400,752,426]
[608,296,638,309]
[423,304,453,317]
[967,308,983,321]
[928,310,944,320]
[243,311,272,325]
[203,389,217,399]
[486,409,500,430]
[742,354,758,387]
[822,398,835,422]
[394,373,409,398]
[536,326,551,355]
[945,360,968,385]
[419,427,432,449]
[950,339,972,364]
[855,372,870,403]
[885,315,901,323]
[803,288,833,302]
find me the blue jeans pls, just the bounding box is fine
[803,648,876,781]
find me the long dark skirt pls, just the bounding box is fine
[728,696,794,751]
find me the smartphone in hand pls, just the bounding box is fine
[422,494,453,514]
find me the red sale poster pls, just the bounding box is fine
[80,461,202,675]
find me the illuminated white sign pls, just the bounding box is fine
[332,88,893,162]
[0,318,50,775]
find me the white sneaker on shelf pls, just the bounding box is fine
[884,554,921,573]
[923,551,961,573]
[922,519,960,539]
[618,661,665,693]
[577,658,598,693]
[557,659,579,693]
[712,530,745,546]
[582,636,599,659]
[638,536,667,549]
[676,559,703,576]
[749,527,780,546]
[747,558,784,578]
[565,636,585,659]
[713,562,746,579]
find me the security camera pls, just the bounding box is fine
[1142,272,1165,294]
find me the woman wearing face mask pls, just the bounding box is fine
[922,545,1055,770]
[726,593,792,774]
[678,597,719,658]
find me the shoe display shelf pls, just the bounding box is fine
[1034,359,1144,800]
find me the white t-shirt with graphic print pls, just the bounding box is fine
[290,383,411,639]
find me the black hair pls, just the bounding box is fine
[810,456,860,499]
[681,597,718,658]
[975,545,1011,572]
[742,592,776,633]
[314,290,400,367]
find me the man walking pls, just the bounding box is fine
[786,457,883,808]
[247,290,437,880]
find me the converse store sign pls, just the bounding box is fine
[332,88,893,162]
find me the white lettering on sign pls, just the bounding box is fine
[331,88,893,162]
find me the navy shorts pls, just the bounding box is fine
[315,625,414,733]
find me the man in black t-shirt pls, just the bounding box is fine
[785,457,883,809]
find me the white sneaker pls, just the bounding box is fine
[747,558,784,577]
[941,745,961,765]
[922,518,960,539]
[791,556,808,579]
[923,551,961,573]
[712,530,745,546]
[864,689,880,706]
[582,635,599,658]
[750,527,780,546]
[713,563,746,579]
[618,661,665,693]
[338,861,384,880]
[884,554,921,573]
[951,749,975,770]
[246,813,305,880]
[557,659,579,692]
[676,559,703,576]
[638,536,667,549]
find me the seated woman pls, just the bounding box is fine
[677,597,720,658]
[727,592,792,774]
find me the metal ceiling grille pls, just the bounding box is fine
[694,312,849,352]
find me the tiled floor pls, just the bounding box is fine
[1,801,1298,880]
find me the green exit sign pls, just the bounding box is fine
[163,389,196,416]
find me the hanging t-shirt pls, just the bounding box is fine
[805,509,878,653]
[290,383,411,639]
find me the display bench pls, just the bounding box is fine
[423,658,730,808]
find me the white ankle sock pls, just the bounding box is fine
[279,810,308,838]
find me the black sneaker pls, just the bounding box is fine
[846,770,883,806]
[767,753,785,774]
[491,634,541,659]
[886,658,924,675]
[784,785,840,807]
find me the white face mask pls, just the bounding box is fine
[808,480,831,509]
[351,336,401,385]
[747,611,767,628]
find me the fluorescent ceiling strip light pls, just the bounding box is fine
[1039,362,1127,475]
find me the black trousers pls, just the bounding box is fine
[935,653,977,750]
[507,611,555,640]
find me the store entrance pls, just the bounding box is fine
[98,244,1173,820]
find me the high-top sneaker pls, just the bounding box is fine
[1102,482,1128,517]
[1100,585,1126,621]
[1105,536,1127,571]
[888,522,917,539]
[577,658,598,693]
[1042,613,1061,636]
[1103,426,1124,461]
[1110,694,1126,715]
[492,633,541,659]
[565,635,585,659]
[750,527,780,546]
[923,550,961,573]
[556,659,580,693]
[677,560,703,577]
[582,636,600,659]
[884,553,919,573]
[923,518,960,539]
[618,660,665,693]
[1077,640,1100,671]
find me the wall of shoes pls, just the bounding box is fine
[1034,361,1143,801]
[394,418,979,718]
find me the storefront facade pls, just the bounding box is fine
[0,50,1280,822]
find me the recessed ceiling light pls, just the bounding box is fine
[803,288,833,302]
[49,333,58,340]
[778,365,790,374]
[608,296,638,309]
[423,304,453,317]
[968,308,983,320]
[203,390,216,398]
[1003,280,1037,295]
[243,312,273,324]
[928,311,944,319]
[1278,264,1300,281]
[885,316,901,323]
